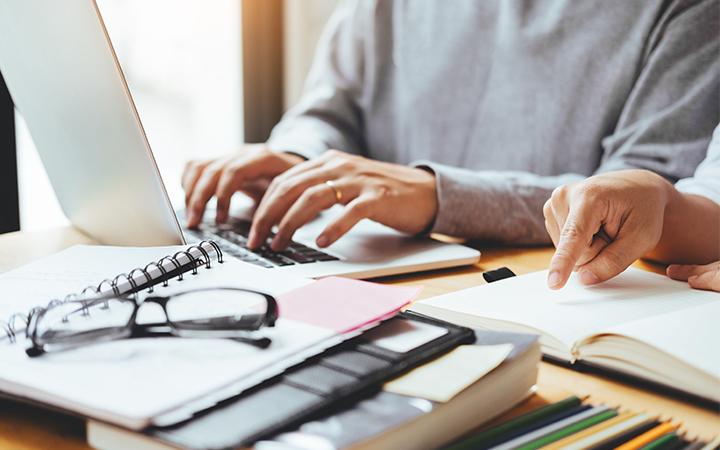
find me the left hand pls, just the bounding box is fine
[666,261,720,292]
[246,150,438,251]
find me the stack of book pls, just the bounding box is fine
[444,396,719,450]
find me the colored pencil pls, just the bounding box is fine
[514,409,618,450]
[456,404,593,450]
[541,411,637,450]
[664,437,692,450]
[490,406,610,450]
[444,396,583,450]
[616,423,681,450]
[559,413,653,450]
[641,432,681,450]
[590,419,660,450]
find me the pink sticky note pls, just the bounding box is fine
[277,277,421,333]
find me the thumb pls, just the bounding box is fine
[575,235,645,285]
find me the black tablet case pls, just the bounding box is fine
[145,312,477,450]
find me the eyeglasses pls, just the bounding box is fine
[25,287,278,357]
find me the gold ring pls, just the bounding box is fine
[324,180,343,203]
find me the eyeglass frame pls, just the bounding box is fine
[25,287,279,357]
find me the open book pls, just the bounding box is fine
[411,268,720,403]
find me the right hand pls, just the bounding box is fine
[182,145,304,228]
[543,170,673,289]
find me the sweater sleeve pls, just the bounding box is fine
[417,0,720,243]
[266,0,367,160]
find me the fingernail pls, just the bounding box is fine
[316,235,329,248]
[579,270,599,285]
[548,271,562,289]
[248,231,258,249]
[688,275,698,284]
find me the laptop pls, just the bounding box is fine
[0,0,479,279]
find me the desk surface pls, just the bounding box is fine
[0,227,717,450]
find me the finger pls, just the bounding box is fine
[248,167,352,249]
[543,200,560,246]
[549,193,570,235]
[666,261,719,281]
[271,183,346,251]
[263,151,329,192]
[547,208,600,290]
[214,156,269,224]
[182,160,211,207]
[574,236,608,269]
[214,167,241,224]
[575,234,646,285]
[688,267,720,292]
[316,194,377,248]
[261,150,345,200]
[186,160,227,228]
[545,217,560,247]
[550,185,615,264]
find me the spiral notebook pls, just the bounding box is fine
[0,243,418,430]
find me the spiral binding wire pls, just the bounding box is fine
[0,240,223,343]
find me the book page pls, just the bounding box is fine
[413,268,717,351]
[601,301,720,379]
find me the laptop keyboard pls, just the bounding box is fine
[184,220,340,269]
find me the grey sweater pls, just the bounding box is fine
[267,0,720,243]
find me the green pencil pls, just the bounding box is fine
[515,409,618,450]
[444,396,582,450]
[640,432,680,450]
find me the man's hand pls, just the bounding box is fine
[247,150,439,251]
[543,170,674,289]
[182,145,304,228]
[667,261,720,292]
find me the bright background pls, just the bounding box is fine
[16,0,335,231]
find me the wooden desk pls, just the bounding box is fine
[0,227,717,450]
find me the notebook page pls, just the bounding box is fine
[0,250,316,425]
[413,268,716,352]
[0,245,187,321]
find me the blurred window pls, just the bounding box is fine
[17,0,243,230]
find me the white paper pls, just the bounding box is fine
[383,344,512,402]
[604,301,720,379]
[364,319,448,353]
[413,268,719,349]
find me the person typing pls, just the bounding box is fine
[183,0,719,252]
